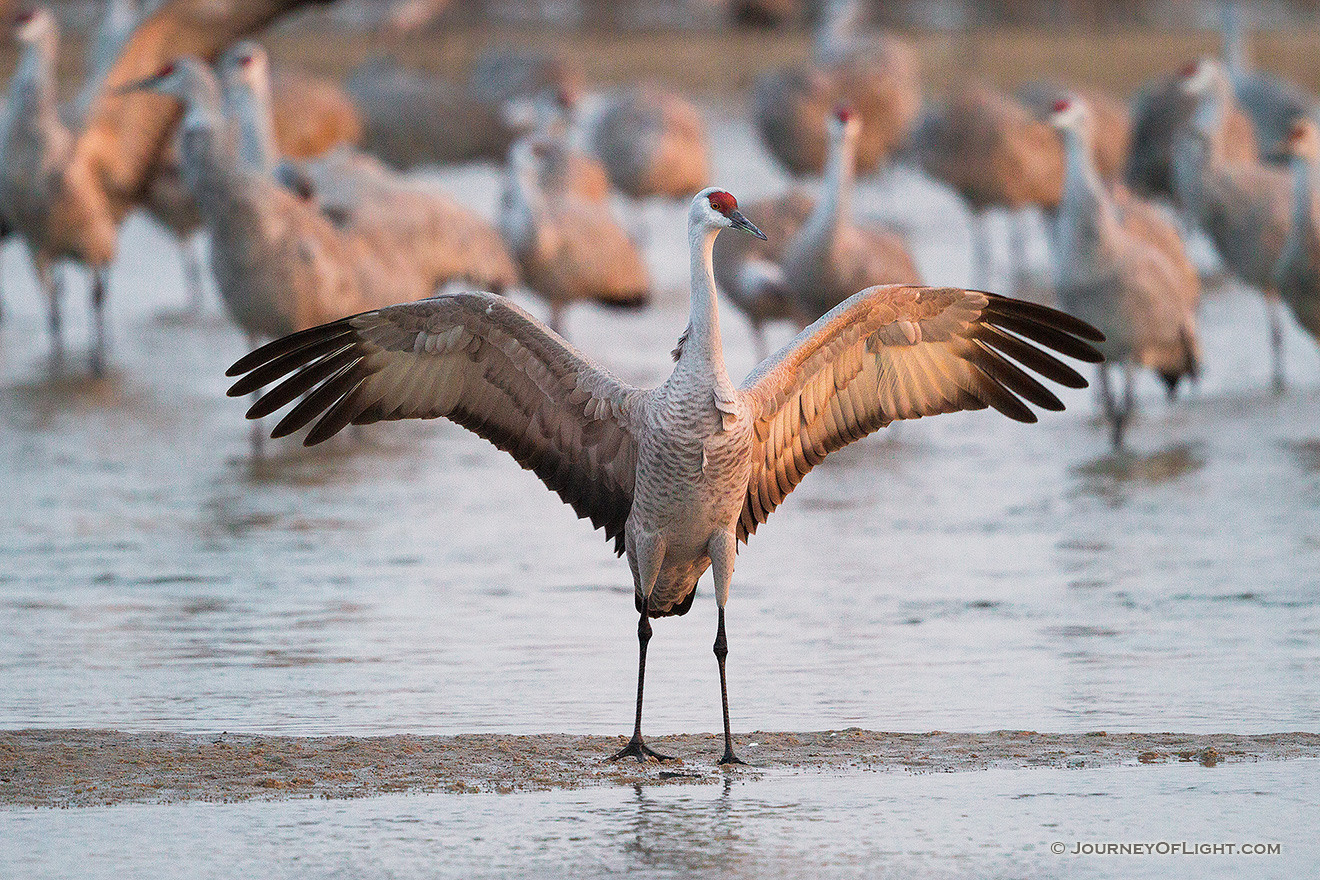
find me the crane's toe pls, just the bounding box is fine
[610,735,676,763]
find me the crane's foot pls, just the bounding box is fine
[718,747,747,767]
[610,735,676,763]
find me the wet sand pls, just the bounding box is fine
[3,729,1318,808]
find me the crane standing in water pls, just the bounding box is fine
[228,189,1103,766]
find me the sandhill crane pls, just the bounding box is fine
[0,8,101,369]
[289,146,520,297]
[711,188,814,361]
[1126,63,1258,200]
[751,0,918,178]
[469,46,584,110]
[1219,0,1313,163]
[782,106,920,320]
[587,85,710,200]
[1177,58,1293,390]
[1273,118,1320,348]
[123,58,443,450]
[500,138,649,336]
[218,42,279,173]
[526,87,611,206]
[1050,98,1200,447]
[912,83,1063,291]
[226,187,1103,765]
[1017,82,1131,184]
[1,0,337,369]
[347,59,516,169]
[219,42,519,300]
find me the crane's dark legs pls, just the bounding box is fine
[90,270,108,377]
[713,606,745,765]
[611,594,674,762]
[1266,290,1285,394]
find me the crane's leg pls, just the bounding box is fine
[970,209,991,290]
[1097,363,1125,450]
[184,234,206,316]
[90,269,109,378]
[612,531,673,762]
[750,321,768,365]
[1009,210,1030,296]
[708,531,745,766]
[247,332,266,458]
[547,302,566,338]
[36,258,64,368]
[1266,290,1285,394]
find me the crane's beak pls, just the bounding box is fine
[729,210,767,240]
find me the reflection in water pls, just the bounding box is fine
[1283,439,1320,473]
[1074,442,1206,488]
[6,762,1317,879]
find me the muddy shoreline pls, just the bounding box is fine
[2,729,1318,808]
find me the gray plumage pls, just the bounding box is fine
[1273,119,1320,347]
[711,188,815,361]
[1050,99,1201,446]
[587,85,710,200]
[228,187,1104,766]
[782,107,921,321]
[1176,59,1292,389]
[222,43,518,299]
[751,0,919,178]
[347,59,516,169]
[500,138,649,336]
[0,8,103,370]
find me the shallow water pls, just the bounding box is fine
[1,111,1319,741]
[2,759,1315,879]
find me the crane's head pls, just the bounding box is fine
[1047,96,1089,133]
[115,57,216,108]
[693,187,766,239]
[13,7,55,44]
[218,41,271,95]
[828,103,860,138]
[1179,57,1221,96]
[1284,117,1320,161]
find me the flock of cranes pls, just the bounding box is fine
[2,0,1319,763]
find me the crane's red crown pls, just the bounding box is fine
[14,9,36,25]
[238,52,255,68]
[1052,98,1071,114]
[834,105,854,123]
[156,61,177,79]
[707,191,738,216]
[1179,60,1200,78]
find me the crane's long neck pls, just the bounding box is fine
[799,128,855,258]
[675,222,731,386]
[815,0,862,63]
[1289,151,1317,234]
[9,29,61,123]
[1056,124,1119,269]
[225,76,279,175]
[502,146,545,254]
[1221,0,1250,78]
[175,75,244,212]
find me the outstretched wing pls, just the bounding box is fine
[736,285,1103,542]
[227,292,643,554]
